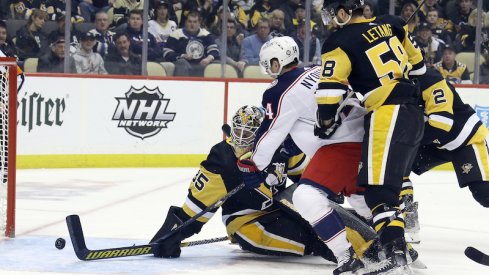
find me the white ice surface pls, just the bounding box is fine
[0,168,488,274]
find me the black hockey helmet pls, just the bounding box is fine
[321,0,365,25]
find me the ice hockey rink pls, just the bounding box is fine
[0,168,488,275]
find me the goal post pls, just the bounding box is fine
[0,57,18,238]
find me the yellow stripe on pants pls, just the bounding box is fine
[369,105,399,185]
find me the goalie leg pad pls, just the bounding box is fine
[468,181,489,207]
[292,184,350,257]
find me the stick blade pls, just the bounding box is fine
[465,246,489,266]
[66,214,90,260]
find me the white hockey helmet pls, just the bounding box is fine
[230,105,264,157]
[259,36,299,78]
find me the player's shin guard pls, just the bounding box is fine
[292,184,350,257]
[468,181,489,207]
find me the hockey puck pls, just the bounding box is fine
[55,238,66,249]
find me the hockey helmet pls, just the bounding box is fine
[230,105,264,157]
[321,0,365,25]
[259,36,299,78]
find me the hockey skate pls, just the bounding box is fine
[404,199,420,244]
[362,238,412,275]
[333,246,364,275]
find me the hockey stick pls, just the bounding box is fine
[465,246,489,266]
[66,214,229,261]
[406,0,427,23]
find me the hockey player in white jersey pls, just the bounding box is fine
[236,36,370,275]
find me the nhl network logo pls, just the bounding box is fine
[112,86,176,139]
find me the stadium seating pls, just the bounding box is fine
[23,58,38,73]
[204,63,238,78]
[147,62,167,76]
[456,52,485,73]
[243,65,272,79]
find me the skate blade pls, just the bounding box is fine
[404,232,421,244]
[410,258,427,269]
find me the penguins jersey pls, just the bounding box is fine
[252,66,366,171]
[434,60,472,84]
[419,68,488,150]
[181,139,307,237]
[316,15,425,115]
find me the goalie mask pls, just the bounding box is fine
[321,0,365,26]
[231,105,264,157]
[259,36,299,78]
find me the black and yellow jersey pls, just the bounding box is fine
[433,60,472,84]
[182,139,307,237]
[418,68,488,150]
[316,15,425,116]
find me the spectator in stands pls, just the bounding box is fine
[209,5,248,38]
[479,43,489,84]
[149,0,177,47]
[240,17,271,65]
[399,0,418,32]
[104,32,141,75]
[269,9,287,37]
[37,37,76,73]
[15,9,49,61]
[363,1,375,19]
[418,0,445,22]
[424,7,454,44]
[215,19,246,74]
[163,11,219,76]
[0,21,17,58]
[434,45,472,84]
[79,0,112,22]
[291,3,315,30]
[73,31,108,74]
[292,20,321,65]
[112,0,144,26]
[279,0,302,30]
[88,11,115,57]
[446,0,473,26]
[230,2,250,30]
[47,13,82,53]
[44,0,85,23]
[249,0,273,28]
[125,9,162,61]
[10,0,36,19]
[415,22,445,67]
[233,0,254,12]
[180,0,217,29]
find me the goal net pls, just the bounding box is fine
[0,57,17,238]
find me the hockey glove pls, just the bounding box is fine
[314,111,342,139]
[237,152,265,189]
[152,231,183,258]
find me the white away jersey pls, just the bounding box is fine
[252,66,366,170]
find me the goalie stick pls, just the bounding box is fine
[66,214,229,260]
[67,182,245,261]
[465,246,489,266]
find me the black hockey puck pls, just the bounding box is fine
[55,238,66,249]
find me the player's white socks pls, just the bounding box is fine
[348,194,373,221]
